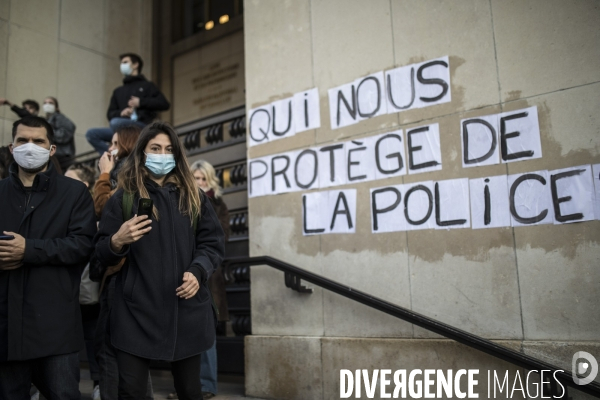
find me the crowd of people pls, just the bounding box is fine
[0,52,230,400]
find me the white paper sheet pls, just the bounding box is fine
[317,142,347,188]
[302,191,329,235]
[469,175,511,229]
[247,157,271,198]
[293,88,321,133]
[434,178,471,229]
[461,113,501,168]
[372,130,407,180]
[500,106,542,164]
[370,184,407,233]
[354,71,387,120]
[270,97,296,142]
[293,148,320,191]
[593,164,600,220]
[412,56,451,109]
[248,106,272,147]
[406,123,442,175]
[345,138,375,183]
[401,181,436,230]
[507,170,554,226]
[385,64,417,113]
[328,189,357,234]
[270,151,296,194]
[550,165,595,224]
[328,82,363,130]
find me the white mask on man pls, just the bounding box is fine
[12,143,52,170]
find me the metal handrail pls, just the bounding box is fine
[223,255,600,398]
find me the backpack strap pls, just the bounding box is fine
[122,191,135,221]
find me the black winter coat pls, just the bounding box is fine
[107,75,170,124]
[94,182,225,361]
[0,162,97,361]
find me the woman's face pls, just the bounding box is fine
[43,98,56,107]
[108,133,118,154]
[194,170,209,191]
[145,133,173,155]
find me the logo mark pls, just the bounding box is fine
[572,351,598,385]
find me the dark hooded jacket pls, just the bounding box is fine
[107,75,170,124]
[94,182,225,361]
[0,162,96,361]
[48,112,76,158]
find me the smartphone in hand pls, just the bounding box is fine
[137,198,153,218]
[137,198,153,236]
[0,235,15,240]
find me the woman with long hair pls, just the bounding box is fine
[94,124,142,218]
[94,122,225,399]
[92,123,155,400]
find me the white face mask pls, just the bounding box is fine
[120,62,133,76]
[42,103,56,114]
[12,142,52,170]
[110,149,118,157]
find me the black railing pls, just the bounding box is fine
[223,256,600,399]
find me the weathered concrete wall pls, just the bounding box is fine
[0,0,153,153]
[244,0,600,398]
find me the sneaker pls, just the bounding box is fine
[92,384,101,400]
[202,392,216,399]
[167,392,178,399]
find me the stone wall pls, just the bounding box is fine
[244,0,600,398]
[0,0,153,152]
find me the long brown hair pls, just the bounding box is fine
[117,122,200,223]
[115,124,141,159]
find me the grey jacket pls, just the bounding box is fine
[48,112,76,158]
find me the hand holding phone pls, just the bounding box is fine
[137,198,153,219]
[0,235,15,240]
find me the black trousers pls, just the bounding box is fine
[116,350,202,400]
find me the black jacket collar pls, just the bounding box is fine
[9,161,56,193]
[123,74,148,85]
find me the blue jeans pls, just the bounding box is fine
[86,118,146,155]
[0,352,80,400]
[200,342,218,394]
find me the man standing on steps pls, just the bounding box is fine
[0,116,97,399]
[86,53,170,155]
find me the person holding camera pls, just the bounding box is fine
[94,122,224,399]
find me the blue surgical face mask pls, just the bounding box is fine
[145,153,176,176]
[120,62,133,76]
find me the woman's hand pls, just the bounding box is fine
[110,215,152,253]
[98,152,115,174]
[176,272,200,299]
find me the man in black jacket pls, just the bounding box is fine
[86,53,170,155]
[0,116,97,399]
[0,98,40,118]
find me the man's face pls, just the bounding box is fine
[10,125,55,157]
[24,105,38,116]
[121,56,139,74]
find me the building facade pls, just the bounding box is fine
[0,1,598,399]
